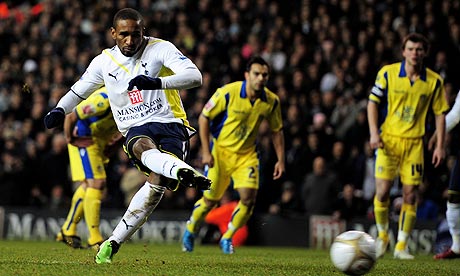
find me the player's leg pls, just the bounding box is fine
[84,179,105,249]
[393,138,423,260]
[96,124,194,263]
[373,141,398,258]
[435,156,460,259]
[58,183,85,248]
[220,152,259,254]
[393,184,417,260]
[126,123,210,190]
[96,174,165,264]
[58,144,86,248]
[81,142,109,249]
[183,145,229,252]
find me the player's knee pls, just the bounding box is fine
[88,179,106,190]
[240,198,256,209]
[132,137,157,159]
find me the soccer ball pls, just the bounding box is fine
[330,230,376,276]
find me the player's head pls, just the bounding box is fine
[245,56,270,94]
[111,8,145,57]
[401,33,429,67]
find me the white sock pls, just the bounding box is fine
[447,202,460,253]
[141,149,193,179]
[109,182,165,244]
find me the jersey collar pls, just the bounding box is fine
[240,81,268,101]
[399,60,427,81]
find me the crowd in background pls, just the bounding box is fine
[1,0,460,223]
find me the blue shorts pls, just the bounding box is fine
[124,122,191,175]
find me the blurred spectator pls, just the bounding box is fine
[301,156,340,216]
[268,180,303,217]
[333,183,365,221]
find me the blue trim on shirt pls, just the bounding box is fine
[399,60,427,81]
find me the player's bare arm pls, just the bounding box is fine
[432,113,446,167]
[367,100,383,149]
[198,113,214,168]
[271,130,285,180]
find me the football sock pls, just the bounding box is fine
[222,201,253,240]
[186,197,212,234]
[62,185,85,235]
[395,203,417,251]
[109,182,165,244]
[84,187,103,245]
[141,149,194,180]
[446,202,460,253]
[374,196,389,240]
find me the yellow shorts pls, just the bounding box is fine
[203,144,259,201]
[68,140,108,182]
[374,133,423,185]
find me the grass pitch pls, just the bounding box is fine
[0,240,458,276]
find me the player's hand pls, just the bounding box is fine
[432,146,445,168]
[369,133,383,150]
[44,107,65,129]
[201,152,214,168]
[128,75,162,91]
[273,161,285,180]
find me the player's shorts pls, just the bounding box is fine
[203,143,259,201]
[124,122,191,176]
[68,139,108,182]
[374,133,423,185]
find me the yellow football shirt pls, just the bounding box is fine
[74,88,118,141]
[369,60,449,138]
[202,81,283,154]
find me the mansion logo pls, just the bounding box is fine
[128,89,143,104]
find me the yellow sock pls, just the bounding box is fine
[222,201,253,240]
[374,196,390,240]
[84,187,103,245]
[395,203,417,251]
[186,198,211,234]
[62,186,85,236]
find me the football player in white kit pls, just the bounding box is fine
[44,8,211,264]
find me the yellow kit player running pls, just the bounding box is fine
[182,56,285,254]
[367,33,448,260]
[57,88,122,249]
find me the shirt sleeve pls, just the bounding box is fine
[431,77,449,116]
[446,91,460,132]
[369,66,388,104]
[202,88,227,120]
[70,54,105,99]
[268,97,283,132]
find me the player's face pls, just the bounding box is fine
[402,40,426,67]
[245,64,269,94]
[111,19,144,57]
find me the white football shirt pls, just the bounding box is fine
[68,37,200,136]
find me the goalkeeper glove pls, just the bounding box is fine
[44,107,65,129]
[128,75,162,91]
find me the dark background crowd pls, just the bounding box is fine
[1,0,460,224]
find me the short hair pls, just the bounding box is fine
[401,33,429,52]
[113,8,144,28]
[246,56,270,73]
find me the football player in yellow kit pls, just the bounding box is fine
[57,88,122,249]
[182,56,285,254]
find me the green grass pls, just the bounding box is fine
[0,240,458,276]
